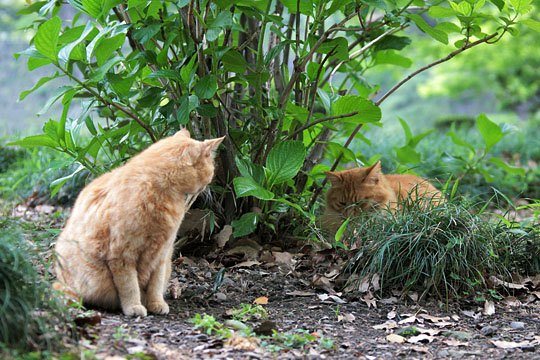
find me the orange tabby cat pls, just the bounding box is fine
[54,129,224,316]
[322,161,443,233]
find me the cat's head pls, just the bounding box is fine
[174,129,225,191]
[325,162,394,216]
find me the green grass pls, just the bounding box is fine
[340,198,540,301]
[0,218,71,354]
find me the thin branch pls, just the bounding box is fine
[278,11,360,108]
[374,32,499,107]
[287,111,359,140]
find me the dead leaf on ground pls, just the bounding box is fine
[387,309,396,320]
[408,334,435,344]
[253,296,268,305]
[272,251,296,268]
[361,292,377,308]
[443,339,469,347]
[398,315,417,325]
[386,333,405,344]
[483,300,496,316]
[461,310,481,320]
[416,327,441,336]
[286,290,317,297]
[337,313,356,323]
[408,292,419,302]
[410,345,430,353]
[488,276,527,290]
[373,320,398,331]
[502,296,522,307]
[312,274,336,294]
[418,314,451,323]
[216,225,232,248]
[491,340,531,349]
[231,260,260,268]
[318,293,347,304]
[224,335,260,351]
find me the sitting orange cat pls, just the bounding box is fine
[54,129,223,316]
[322,161,443,233]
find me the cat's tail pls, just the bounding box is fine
[52,281,81,305]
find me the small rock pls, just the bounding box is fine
[215,292,227,301]
[510,321,525,329]
[443,330,474,341]
[480,325,498,336]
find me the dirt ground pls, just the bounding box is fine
[8,205,540,359]
[74,258,540,359]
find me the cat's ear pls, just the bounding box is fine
[202,136,225,158]
[175,128,191,138]
[364,161,382,184]
[325,172,343,186]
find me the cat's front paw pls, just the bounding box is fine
[123,304,147,317]
[147,300,169,315]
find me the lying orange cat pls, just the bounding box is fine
[54,129,223,316]
[322,161,443,233]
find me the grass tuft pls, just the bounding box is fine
[340,198,539,300]
[0,219,71,354]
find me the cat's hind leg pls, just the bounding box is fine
[107,259,147,316]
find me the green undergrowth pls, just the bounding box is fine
[0,218,72,356]
[191,304,334,354]
[339,198,540,301]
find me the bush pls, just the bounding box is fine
[339,199,533,300]
[0,219,70,354]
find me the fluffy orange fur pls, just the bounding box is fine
[322,162,443,233]
[54,129,224,316]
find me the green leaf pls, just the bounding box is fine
[133,23,161,44]
[315,37,349,61]
[206,11,233,41]
[396,145,421,164]
[50,164,86,197]
[489,158,525,176]
[428,5,456,18]
[147,69,182,82]
[335,218,350,244]
[89,55,123,82]
[407,14,448,44]
[58,22,96,65]
[222,50,248,73]
[7,134,59,149]
[233,177,275,200]
[34,16,62,60]
[177,95,199,125]
[476,114,503,151]
[521,18,540,32]
[332,95,382,124]
[235,157,265,184]
[280,0,313,15]
[488,0,504,10]
[19,73,60,101]
[95,33,126,66]
[266,140,306,186]
[447,131,475,152]
[231,212,258,238]
[374,50,412,67]
[194,75,218,99]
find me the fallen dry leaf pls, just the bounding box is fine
[386,333,405,344]
[418,314,451,323]
[253,296,268,305]
[416,327,441,336]
[224,335,260,351]
[216,225,232,248]
[361,292,377,308]
[408,334,435,344]
[272,251,296,267]
[491,340,531,349]
[398,316,417,325]
[231,260,260,268]
[387,309,396,320]
[502,296,522,307]
[483,300,496,316]
[286,290,316,297]
[488,276,527,290]
[373,320,398,331]
[337,313,356,323]
[410,345,430,353]
[443,339,469,347]
[312,274,336,294]
[408,292,419,302]
[318,293,347,304]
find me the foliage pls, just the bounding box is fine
[229,303,268,322]
[341,199,510,300]
[0,144,26,173]
[13,0,538,236]
[0,219,70,353]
